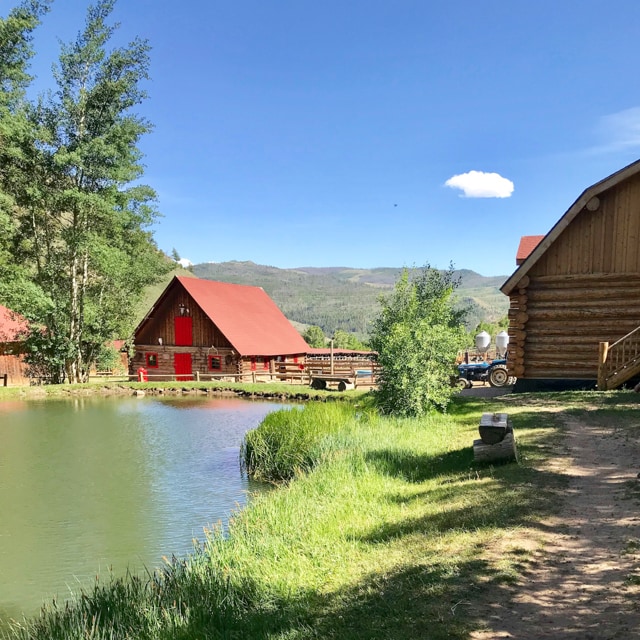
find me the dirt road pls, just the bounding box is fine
[472,409,640,639]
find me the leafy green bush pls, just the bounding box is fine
[370,265,467,416]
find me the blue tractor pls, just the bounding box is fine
[456,358,514,389]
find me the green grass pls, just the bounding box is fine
[241,402,356,482]
[6,390,624,639]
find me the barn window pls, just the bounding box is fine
[250,357,256,371]
[263,357,270,370]
[209,355,222,370]
[146,352,158,368]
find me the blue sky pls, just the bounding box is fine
[22,0,640,276]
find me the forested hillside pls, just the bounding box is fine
[193,261,508,339]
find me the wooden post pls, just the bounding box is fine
[473,413,517,463]
[330,339,334,375]
[195,370,200,382]
[597,341,609,390]
[473,433,518,463]
[1,373,6,387]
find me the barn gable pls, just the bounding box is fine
[501,159,640,389]
[131,276,309,381]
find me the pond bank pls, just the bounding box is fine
[0,381,371,403]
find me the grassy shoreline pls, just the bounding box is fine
[3,387,636,638]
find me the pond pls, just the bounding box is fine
[0,395,285,626]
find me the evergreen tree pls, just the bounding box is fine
[0,1,50,288]
[302,325,326,348]
[369,265,466,416]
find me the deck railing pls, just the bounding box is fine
[598,325,640,390]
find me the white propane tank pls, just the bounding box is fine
[496,331,509,357]
[475,331,491,353]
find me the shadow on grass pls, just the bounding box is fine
[360,465,562,544]
[303,556,510,640]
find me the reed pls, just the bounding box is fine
[241,402,355,482]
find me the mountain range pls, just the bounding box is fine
[186,261,510,339]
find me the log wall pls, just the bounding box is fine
[508,274,640,379]
[130,345,240,380]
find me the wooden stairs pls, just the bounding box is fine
[598,325,640,390]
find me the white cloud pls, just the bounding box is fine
[177,258,193,268]
[444,170,514,198]
[596,107,640,151]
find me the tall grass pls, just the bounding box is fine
[4,393,577,639]
[241,402,356,482]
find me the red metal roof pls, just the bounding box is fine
[0,305,28,342]
[516,235,545,265]
[176,277,310,356]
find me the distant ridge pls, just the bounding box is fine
[192,261,508,339]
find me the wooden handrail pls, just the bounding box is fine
[598,324,640,389]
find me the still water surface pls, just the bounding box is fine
[0,396,284,624]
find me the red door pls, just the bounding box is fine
[174,353,192,381]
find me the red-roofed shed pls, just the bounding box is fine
[0,304,30,386]
[131,276,310,381]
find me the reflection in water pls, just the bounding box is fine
[0,396,283,625]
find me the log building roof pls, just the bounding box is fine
[502,158,640,295]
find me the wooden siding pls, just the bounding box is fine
[533,175,640,276]
[0,353,29,386]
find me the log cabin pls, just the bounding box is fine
[501,159,640,390]
[130,276,310,381]
[0,304,29,386]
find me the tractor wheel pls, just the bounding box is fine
[488,365,509,387]
[456,378,471,390]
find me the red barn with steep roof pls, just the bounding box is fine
[131,276,309,381]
